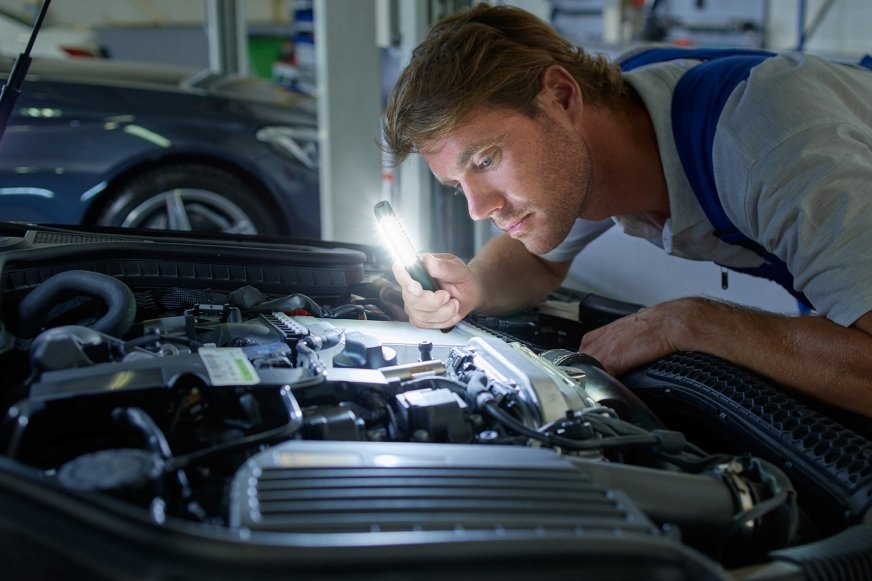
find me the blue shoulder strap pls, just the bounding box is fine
[620,47,775,71]
[621,47,814,308]
[669,53,771,247]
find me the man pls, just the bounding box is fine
[381,3,872,417]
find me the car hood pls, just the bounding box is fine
[1,54,317,112]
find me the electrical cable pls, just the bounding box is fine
[482,400,661,451]
[125,334,200,351]
[164,388,304,472]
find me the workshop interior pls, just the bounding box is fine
[0,1,870,580]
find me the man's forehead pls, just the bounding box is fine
[421,117,513,158]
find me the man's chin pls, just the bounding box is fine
[517,235,558,256]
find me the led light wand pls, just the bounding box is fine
[374,200,438,292]
[374,200,453,332]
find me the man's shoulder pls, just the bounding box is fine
[613,43,672,65]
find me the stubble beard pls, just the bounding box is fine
[516,124,594,255]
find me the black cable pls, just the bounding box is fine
[730,490,792,535]
[164,389,303,472]
[164,421,300,472]
[124,334,199,351]
[653,450,737,473]
[328,304,367,320]
[483,401,660,452]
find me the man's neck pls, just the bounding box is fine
[587,91,670,218]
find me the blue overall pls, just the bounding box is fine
[620,48,872,311]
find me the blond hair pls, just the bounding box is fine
[383,3,626,165]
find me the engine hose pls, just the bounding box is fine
[539,348,665,431]
[113,407,173,459]
[769,524,872,581]
[15,270,136,339]
[621,351,872,534]
[577,456,798,562]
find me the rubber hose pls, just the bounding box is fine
[770,524,872,581]
[16,270,136,339]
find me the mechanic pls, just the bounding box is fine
[381,3,872,417]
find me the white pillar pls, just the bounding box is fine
[315,0,383,244]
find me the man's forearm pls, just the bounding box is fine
[676,298,872,416]
[469,234,569,315]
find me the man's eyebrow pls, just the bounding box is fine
[455,132,506,172]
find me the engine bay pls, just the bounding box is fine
[0,224,870,580]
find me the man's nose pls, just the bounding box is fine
[463,178,503,221]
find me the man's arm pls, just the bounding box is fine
[580,297,872,417]
[469,234,571,315]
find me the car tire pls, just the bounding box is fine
[96,164,283,235]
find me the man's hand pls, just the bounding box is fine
[580,296,872,417]
[391,253,481,329]
[580,300,685,376]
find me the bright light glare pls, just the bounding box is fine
[0,187,54,198]
[376,212,420,268]
[123,125,171,148]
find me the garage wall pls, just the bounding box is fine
[0,0,293,69]
[767,0,872,56]
[0,0,291,26]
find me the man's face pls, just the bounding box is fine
[420,106,597,255]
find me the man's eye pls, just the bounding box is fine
[477,156,493,170]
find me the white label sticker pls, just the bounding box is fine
[199,347,260,386]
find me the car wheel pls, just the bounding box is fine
[96,164,283,235]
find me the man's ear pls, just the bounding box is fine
[537,65,583,121]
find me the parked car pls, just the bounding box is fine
[0,5,105,58]
[0,219,870,580]
[0,54,320,237]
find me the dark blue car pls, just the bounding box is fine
[0,55,320,237]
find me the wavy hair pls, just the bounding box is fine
[383,3,626,165]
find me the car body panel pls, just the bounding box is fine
[0,55,321,238]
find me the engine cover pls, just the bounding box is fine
[230,439,657,538]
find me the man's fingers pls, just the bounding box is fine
[405,297,460,328]
[405,281,423,297]
[392,254,473,330]
[391,260,412,285]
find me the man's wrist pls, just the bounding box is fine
[661,296,717,353]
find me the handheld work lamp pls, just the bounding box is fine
[374,200,438,292]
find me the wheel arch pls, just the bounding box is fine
[82,153,295,233]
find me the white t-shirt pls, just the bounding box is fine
[543,51,872,327]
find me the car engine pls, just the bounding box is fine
[0,224,870,581]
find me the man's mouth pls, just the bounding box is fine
[500,214,530,237]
